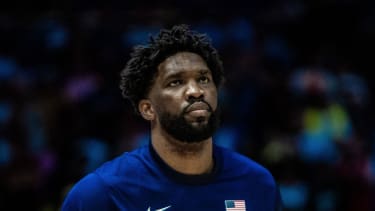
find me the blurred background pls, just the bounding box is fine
[1,1,375,210]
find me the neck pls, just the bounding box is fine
[151,129,214,175]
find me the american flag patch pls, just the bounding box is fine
[225,200,246,211]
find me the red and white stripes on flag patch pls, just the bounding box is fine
[225,200,246,211]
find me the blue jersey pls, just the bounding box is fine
[62,144,283,211]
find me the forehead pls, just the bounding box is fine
[157,52,210,78]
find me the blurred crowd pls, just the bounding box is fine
[1,2,375,211]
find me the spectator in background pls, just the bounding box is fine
[62,24,282,211]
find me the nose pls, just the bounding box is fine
[185,80,204,100]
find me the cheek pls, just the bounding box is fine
[207,88,218,110]
[153,93,182,115]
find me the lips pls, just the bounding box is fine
[184,102,210,113]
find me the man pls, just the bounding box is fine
[62,24,283,211]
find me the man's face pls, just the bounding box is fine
[147,52,220,143]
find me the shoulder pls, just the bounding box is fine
[216,146,283,208]
[216,145,276,186]
[95,146,149,177]
[61,146,150,210]
[61,173,113,210]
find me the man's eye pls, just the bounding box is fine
[168,80,182,87]
[199,76,209,84]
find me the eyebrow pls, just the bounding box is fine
[164,69,210,80]
[164,72,183,81]
[199,69,210,75]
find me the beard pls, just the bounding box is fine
[158,102,220,143]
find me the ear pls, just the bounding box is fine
[138,99,155,121]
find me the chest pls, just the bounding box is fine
[107,180,275,211]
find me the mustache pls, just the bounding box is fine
[182,99,213,114]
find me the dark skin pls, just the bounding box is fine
[138,52,218,175]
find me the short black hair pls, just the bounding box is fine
[119,24,225,114]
